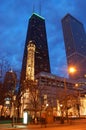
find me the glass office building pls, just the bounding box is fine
[62,14,86,80]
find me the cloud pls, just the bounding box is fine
[0,0,86,78]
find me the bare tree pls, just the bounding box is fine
[18,79,47,124]
[0,57,10,79]
[57,88,80,123]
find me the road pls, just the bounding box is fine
[0,119,86,130]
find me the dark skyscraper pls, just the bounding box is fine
[62,14,86,80]
[20,13,50,82]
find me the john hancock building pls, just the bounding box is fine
[62,14,86,80]
[20,13,50,83]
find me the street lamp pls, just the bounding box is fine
[46,103,49,107]
[68,66,76,79]
[68,67,76,74]
[63,67,76,122]
[64,67,76,89]
[60,104,64,124]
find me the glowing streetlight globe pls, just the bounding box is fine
[69,67,76,73]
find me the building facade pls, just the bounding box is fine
[26,41,36,81]
[20,13,50,84]
[3,69,17,96]
[62,14,86,80]
[1,69,17,118]
[20,71,81,118]
[36,72,86,118]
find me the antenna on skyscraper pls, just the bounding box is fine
[39,0,42,15]
[32,4,35,13]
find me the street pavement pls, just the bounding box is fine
[0,119,86,130]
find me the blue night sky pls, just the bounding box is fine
[0,0,86,78]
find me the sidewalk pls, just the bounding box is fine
[0,123,27,129]
[26,119,86,128]
[0,122,69,129]
[0,119,86,129]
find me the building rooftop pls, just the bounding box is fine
[30,13,45,20]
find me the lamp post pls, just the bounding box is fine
[60,104,64,124]
[12,95,16,127]
[75,83,81,117]
[64,67,76,122]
